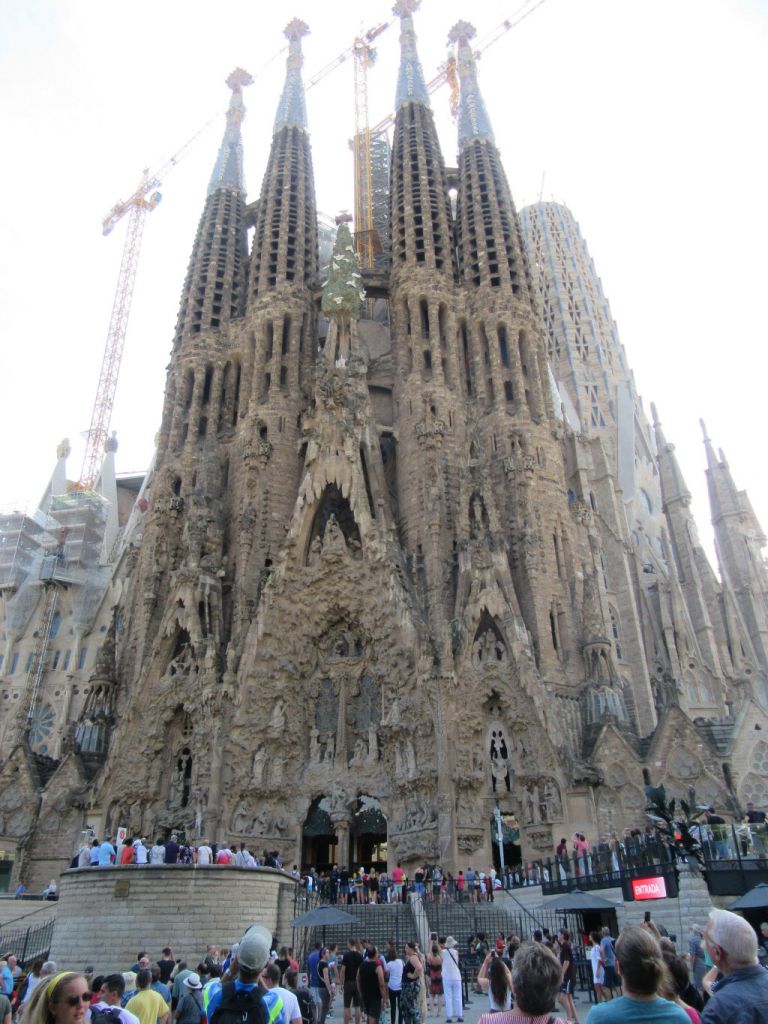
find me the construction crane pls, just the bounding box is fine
[76,170,162,493]
[368,0,547,139]
[353,22,392,268]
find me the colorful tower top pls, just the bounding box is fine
[393,0,430,109]
[448,21,495,148]
[273,18,310,134]
[208,68,253,196]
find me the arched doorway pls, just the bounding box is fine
[351,797,387,871]
[302,798,338,871]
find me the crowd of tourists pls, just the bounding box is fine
[73,837,283,870]
[0,910,766,1024]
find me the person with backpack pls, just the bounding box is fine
[284,969,315,1024]
[174,974,204,1024]
[91,974,140,1024]
[203,926,283,1024]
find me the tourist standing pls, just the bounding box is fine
[385,951,403,1024]
[398,944,422,1024]
[440,939,462,1024]
[426,944,443,1018]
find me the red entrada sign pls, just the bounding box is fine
[631,876,667,900]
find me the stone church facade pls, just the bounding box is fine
[2,3,768,889]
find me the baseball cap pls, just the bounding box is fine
[237,925,271,972]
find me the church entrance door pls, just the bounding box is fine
[302,798,338,872]
[350,797,387,871]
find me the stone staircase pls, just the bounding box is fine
[300,902,418,961]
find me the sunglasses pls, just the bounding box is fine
[63,994,91,1007]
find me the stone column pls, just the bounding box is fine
[333,818,350,870]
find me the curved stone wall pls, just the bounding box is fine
[49,865,299,971]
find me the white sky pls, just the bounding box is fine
[1,0,767,571]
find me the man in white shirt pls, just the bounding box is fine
[196,841,213,866]
[134,839,149,865]
[149,839,166,865]
[261,963,301,1024]
[93,974,141,1024]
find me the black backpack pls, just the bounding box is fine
[295,988,315,1024]
[210,983,269,1024]
[91,1008,122,1024]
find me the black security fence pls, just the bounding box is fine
[0,917,54,966]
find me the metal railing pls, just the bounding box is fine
[0,918,54,966]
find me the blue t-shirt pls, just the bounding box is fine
[308,950,321,988]
[586,996,689,1024]
[600,935,616,967]
[98,841,115,865]
[0,967,13,996]
[151,981,171,1003]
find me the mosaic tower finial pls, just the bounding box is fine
[208,67,253,195]
[273,18,310,134]
[448,20,495,148]
[393,0,430,109]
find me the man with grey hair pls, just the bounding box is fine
[702,908,768,1023]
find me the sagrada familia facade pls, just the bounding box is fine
[2,2,768,888]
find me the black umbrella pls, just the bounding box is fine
[291,905,357,928]
[729,883,768,910]
[540,889,620,912]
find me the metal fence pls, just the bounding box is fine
[0,918,54,966]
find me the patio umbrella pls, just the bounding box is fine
[729,883,768,910]
[291,905,357,928]
[540,889,620,912]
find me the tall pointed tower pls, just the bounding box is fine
[451,21,578,680]
[387,0,462,664]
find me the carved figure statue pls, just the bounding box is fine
[309,726,321,764]
[524,783,538,825]
[382,696,401,727]
[542,780,562,821]
[349,737,368,767]
[323,735,336,763]
[366,724,379,763]
[252,746,267,785]
[268,698,286,733]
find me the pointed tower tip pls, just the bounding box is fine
[284,17,309,43]
[393,0,430,109]
[450,17,495,148]
[208,68,253,195]
[650,402,660,428]
[273,18,310,134]
[701,419,718,471]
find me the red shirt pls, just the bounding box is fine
[120,845,135,865]
[391,867,404,884]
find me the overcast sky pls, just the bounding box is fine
[1,0,766,571]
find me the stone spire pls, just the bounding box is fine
[208,68,253,195]
[321,222,365,324]
[273,19,310,135]
[448,21,495,148]
[172,71,252,345]
[394,0,430,109]
[248,19,318,299]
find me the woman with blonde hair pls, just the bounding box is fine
[24,972,91,1024]
[585,926,689,1023]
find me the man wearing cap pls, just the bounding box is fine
[93,974,140,1024]
[204,926,283,1024]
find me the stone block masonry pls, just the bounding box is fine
[49,866,299,972]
